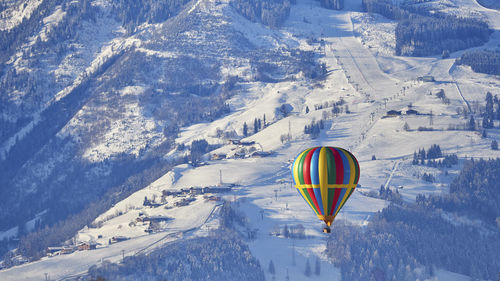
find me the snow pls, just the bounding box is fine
[2,0,500,279]
[351,12,397,56]
[78,85,167,162]
[39,6,66,42]
[0,0,43,31]
[0,5,132,160]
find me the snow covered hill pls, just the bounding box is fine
[1,0,499,280]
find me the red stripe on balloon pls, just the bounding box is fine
[302,147,318,185]
[329,148,344,184]
[329,188,342,216]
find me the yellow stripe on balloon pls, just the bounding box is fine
[293,149,308,185]
[318,147,328,216]
[333,187,352,218]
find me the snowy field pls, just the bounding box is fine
[1,0,500,280]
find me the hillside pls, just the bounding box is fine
[1,0,500,280]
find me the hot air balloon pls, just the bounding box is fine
[292,146,360,233]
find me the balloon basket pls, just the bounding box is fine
[323,227,331,233]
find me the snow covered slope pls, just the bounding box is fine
[1,0,500,280]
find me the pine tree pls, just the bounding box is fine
[305,258,312,277]
[243,122,248,137]
[306,106,309,113]
[483,116,492,129]
[469,115,476,131]
[491,140,498,150]
[379,185,385,197]
[268,260,275,275]
[283,225,290,238]
[315,257,321,276]
[403,122,410,131]
[486,92,494,120]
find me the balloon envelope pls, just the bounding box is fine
[292,146,360,226]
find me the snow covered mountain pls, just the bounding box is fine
[1,0,499,280]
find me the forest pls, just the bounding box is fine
[326,158,500,281]
[232,0,293,28]
[362,0,491,56]
[111,0,190,33]
[456,50,500,76]
[318,0,344,10]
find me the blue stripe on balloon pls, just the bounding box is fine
[310,148,321,185]
[313,187,324,215]
[333,188,347,215]
[337,149,351,184]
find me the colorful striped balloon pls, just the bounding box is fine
[292,146,360,228]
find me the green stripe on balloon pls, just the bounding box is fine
[302,188,319,214]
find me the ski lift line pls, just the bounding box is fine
[453,80,471,113]
[383,161,400,191]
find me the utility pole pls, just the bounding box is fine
[122,250,125,262]
[274,189,278,201]
[288,120,292,141]
[44,273,48,281]
[219,170,222,186]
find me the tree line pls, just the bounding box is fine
[111,0,190,33]
[456,49,500,76]
[362,0,491,56]
[232,0,294,28]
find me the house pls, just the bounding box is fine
[406,109,419,115]
[175,197,196,207]
[77,241,98,251]
[61,247,76,255]
[162,190,183,196]
[211,153,227,160]
[386,110,402,116]
[417,76,435,82]
[228,139,241,145]
[111,236,129,243]
[233,151,246,159]
[207,196,221,202]
[211,153,226,160]
[46,247,64,256]
[188,186,204,195]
